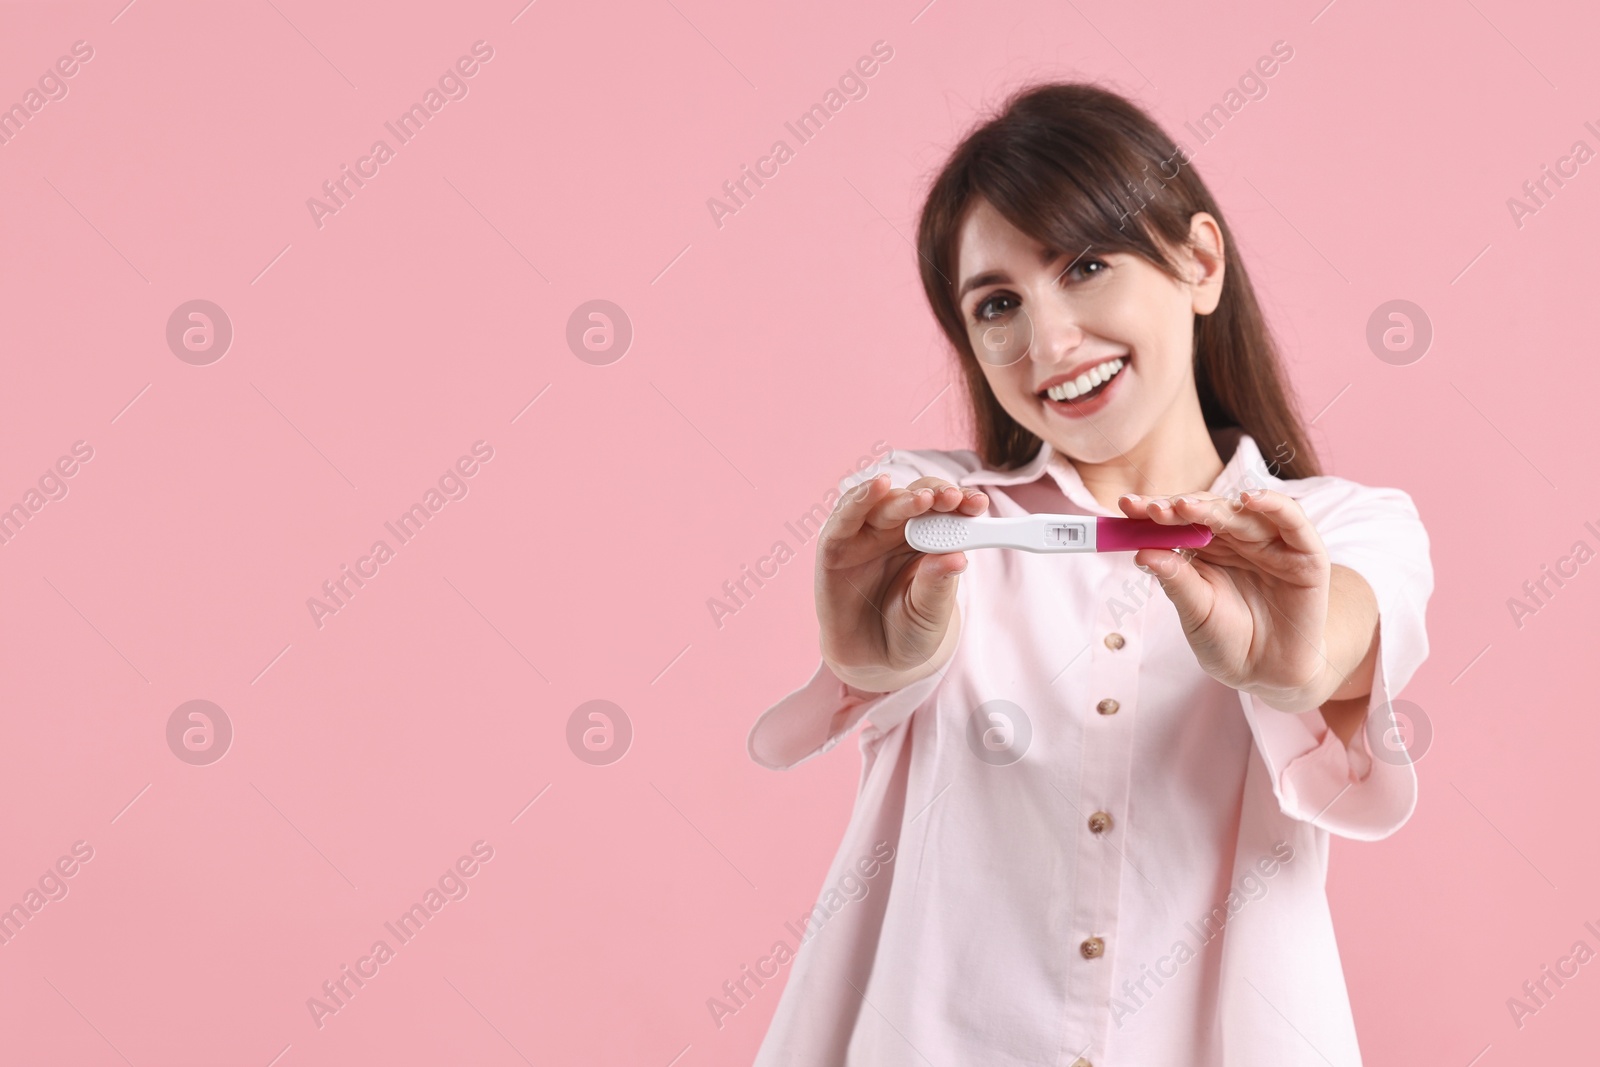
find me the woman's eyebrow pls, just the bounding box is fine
[957,271,1009,299]
[959,245,1080,299]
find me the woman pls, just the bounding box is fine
[746,81,1432,1066]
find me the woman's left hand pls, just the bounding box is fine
[1118,489,1335,711]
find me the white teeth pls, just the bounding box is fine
[1045,357,1125,402]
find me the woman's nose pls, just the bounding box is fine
[1028,298,1085,364]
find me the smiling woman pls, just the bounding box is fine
[747,81,1434,1067]
[915,87,1318,489]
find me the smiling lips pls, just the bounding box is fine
[1036,356,1128,415]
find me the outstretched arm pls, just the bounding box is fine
[1118,489,1380,730]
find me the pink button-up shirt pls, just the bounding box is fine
[746,429,1433,1066]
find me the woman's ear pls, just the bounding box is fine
[1185,212,1226,316]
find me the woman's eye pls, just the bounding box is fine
[974,294,1018,322]
[970,261,1107,323]
[1062,257,1108,282]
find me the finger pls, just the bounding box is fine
[1133,547,1215,634]
[1120,493,1217,526]
[900,476,958,514]
[936,485,988,513]
[1168,492,1277,543]
[905,477,986,515]
[863,485,942,531]
[902,549,967,630]
[865,477,988,529]
[1236,489,1324,556]
[824,473,893,541]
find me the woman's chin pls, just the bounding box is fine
[1034,415,1147,467]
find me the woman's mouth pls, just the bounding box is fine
[1037,356,1127,418]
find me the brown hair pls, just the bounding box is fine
[914,81,1321,479]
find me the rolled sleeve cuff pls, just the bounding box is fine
[1242,629,1419,842]
[747,658,947,771]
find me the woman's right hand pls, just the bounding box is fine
[816,474,989,693]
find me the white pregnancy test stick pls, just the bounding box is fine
[905,513,1212,554]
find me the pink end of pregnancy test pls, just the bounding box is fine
[905,513,1212,554]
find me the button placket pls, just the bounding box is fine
[1060,564,1145,1061]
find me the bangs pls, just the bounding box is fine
[960,122,1189,285]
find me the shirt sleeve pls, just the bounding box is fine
[745,449,967,771]
[746,657,950,771]
[1238,479,1434,842]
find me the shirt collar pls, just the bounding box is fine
[957,428,1272,516]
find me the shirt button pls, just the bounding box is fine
[1080,936,1105,959]
[1088,811,1113,834]
[1096,698,1120,716]
[1072,1060,1093,1067]
[1104,632,1125,650]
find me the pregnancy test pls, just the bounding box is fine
[905,513,1212,554]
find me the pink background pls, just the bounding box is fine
[1,0,1596,1063]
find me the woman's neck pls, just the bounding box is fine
[1066,400,1228,512]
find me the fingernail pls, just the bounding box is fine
[1150,498,1170,509]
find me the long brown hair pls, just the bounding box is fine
[915,81,1321,479]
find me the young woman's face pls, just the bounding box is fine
[954,197,1225,464]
